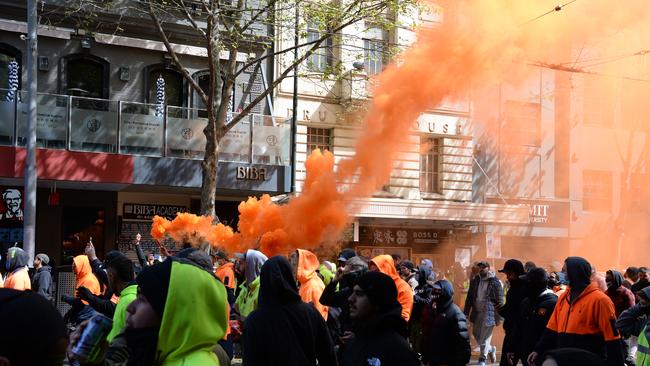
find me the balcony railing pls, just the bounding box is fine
[0,89,291,166]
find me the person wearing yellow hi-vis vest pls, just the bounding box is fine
[616,286,650,365]
[234,249,268,319]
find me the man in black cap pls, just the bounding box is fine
[340,271,419,366]
[507,267,557,365]
[498,259,527,366]
[337,248,356,269]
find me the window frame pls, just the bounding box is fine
[582,170,613,212]
[420,136,442,194]
[363,26,389,76]
[306,20,334,73]
[143,63,187,108]
[503,100,541,147]
[306,127,333,153]
[59,53,110,99]
[0,43,23,91]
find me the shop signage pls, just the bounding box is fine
[17,99,67,141]
[236,165,268,181]
[359,226,447,247]
[413,113,468,136]
[123,203,187,220]
[120,113,163,148]
[0,186,24,245]
[70,108,118,145]
[486,198,569,228]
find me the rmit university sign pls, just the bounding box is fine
[486,198,569,228]
[236,166,268,181]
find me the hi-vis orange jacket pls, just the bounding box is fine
[215,262,236,290]
[370,255,414,321]
[296,249,328,320]
[544,282,620,356]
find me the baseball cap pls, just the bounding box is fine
[498,259,524,274]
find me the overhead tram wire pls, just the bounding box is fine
[521,0,578,26]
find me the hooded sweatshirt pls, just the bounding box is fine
[215,262,236,290]
[243,256,336,366]
[73,255,101,296]
[4,247,31,291]
[371,254,414,321]
[605,269,635,317]
[422,280,471,366]
[536,257,623,366]
[341,271,419,366]
[296,249,328,320]
[132,258,228,366]
[32,265,53,300]
[235,249,268,319]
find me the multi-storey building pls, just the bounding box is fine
[273,3,528,274]
[0,1,289,268]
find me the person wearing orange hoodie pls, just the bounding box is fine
[369,254,414,321]
[4,247,31,290]
[289,249,329,320]
[73,254,101,299]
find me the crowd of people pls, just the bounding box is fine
[1,238,650,366]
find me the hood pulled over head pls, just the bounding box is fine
[258,256,301,308]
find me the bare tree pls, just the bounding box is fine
[45,0,418,216]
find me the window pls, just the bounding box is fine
[146,67,184,108]
[363,27,389,75]
[61,54,109,99]
[192,72,235,119]
[623,173,648,211]
[306,127,332,153]
[583,170,612,212]
[420,137,441,193]
[583,75,615,127]
[306,20,333,72]
[503,101,541,146]
[0,43,22,99]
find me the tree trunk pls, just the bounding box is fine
[201,112,219,216]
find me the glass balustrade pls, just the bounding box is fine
[0,89,290,166]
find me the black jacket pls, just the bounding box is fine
[421,280,471,366]
[32,265,53,301]
[243,256,337,366]
[632,279,650,294]
[411,269,434,324]
[341,306,419,366]
[320,270,364,338]
[499,278,528,331]
[511,289,557,364]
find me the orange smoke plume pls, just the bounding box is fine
[151,0,650,264]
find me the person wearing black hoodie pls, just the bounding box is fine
[528,257,623,366]
[421,279,471,366]
[410,268,434,355]
[498,259,528,366]
[508,267,557,366]
[606,269,635,318]
[320,255,368,358]
[340,271,419,366]
[242,256,337,366]
[32,253,54,301]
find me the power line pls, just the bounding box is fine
[529,61,650,83]
[521,0,578,26]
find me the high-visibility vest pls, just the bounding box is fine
[638,325,650,366]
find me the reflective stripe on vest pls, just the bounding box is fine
[638,326,650,366]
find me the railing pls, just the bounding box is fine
[0,89,291,165]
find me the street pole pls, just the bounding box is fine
[290,1,299,193]
[24,0,38,264]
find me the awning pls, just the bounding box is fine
[349,197,530,225]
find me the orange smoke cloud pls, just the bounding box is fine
[151,0,650,264]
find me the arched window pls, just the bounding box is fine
[144,64,185,108]
[191,70,235,118]
[0,43,22,96]
[60,54,110,99]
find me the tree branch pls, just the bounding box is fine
[148,0,209,107]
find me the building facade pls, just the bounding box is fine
[0,1,290,266]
